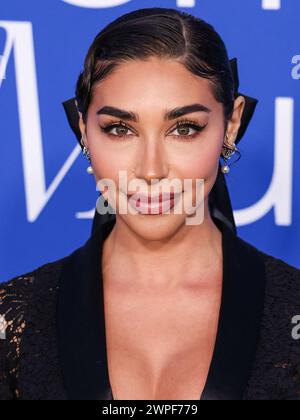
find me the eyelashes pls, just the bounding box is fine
[173,119,208,140]
[99,120,132,139]
[99,119,208,141]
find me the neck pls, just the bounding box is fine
[102,201,223,289]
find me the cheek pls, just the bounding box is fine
[86,132,123,182]
[90,145,133,204]
[92,154,120,185]
[177,137,222,181]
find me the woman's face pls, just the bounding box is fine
[79,56,244,241]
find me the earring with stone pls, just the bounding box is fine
[221,134,240,174]
[80,136,94,175]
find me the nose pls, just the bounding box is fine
[133,138,169,186]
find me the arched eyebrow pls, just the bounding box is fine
[96,103,212,122]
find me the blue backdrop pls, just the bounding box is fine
[1,0,299,282]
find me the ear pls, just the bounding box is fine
[226,95,246,146]
[76,100,87,146]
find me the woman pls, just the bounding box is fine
[1,7,300,401]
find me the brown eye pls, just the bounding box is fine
[170,120,208,141]
[99,121,134,139]
[114,125,129,136]
[177,126,191,136]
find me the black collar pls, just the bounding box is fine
[56,215,266,400]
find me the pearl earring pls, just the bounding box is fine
[221,134,240,174]
[87,166,94,175]
[81,136,93,175]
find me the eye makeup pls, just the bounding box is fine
[98,118,208,141]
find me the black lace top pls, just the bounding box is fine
[1,216,300,400]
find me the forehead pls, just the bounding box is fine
[90,57,218,112]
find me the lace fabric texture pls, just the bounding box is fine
[0,251,300,400]
[0,258,67,400]
[244,251,300,400]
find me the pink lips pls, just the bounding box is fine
[127,192,182,214]
[128,192,176,204]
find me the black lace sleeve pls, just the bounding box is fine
[246,251,300,400]
[0,283,13,400]
[0,259,66,400]
[0,269,38,399]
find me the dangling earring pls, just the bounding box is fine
[80,136,94,175]
[221,134,240,174]
[86,165,94,175]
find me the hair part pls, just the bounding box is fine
[75,7,235,128]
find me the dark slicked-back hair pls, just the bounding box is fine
[75,7,235,129]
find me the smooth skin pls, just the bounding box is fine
[78,56,245,400]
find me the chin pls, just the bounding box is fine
[120,213,188,242]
